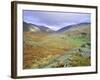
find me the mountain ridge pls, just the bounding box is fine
[23,22,54,33]
[57,22,90,32]
[23,21,90,33]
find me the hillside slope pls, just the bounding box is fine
[23,22,91,69]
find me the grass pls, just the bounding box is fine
[23,31,91,69]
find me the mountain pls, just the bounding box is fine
[23,22,54,33]
[57,23,90,33]
[23,22,90,35]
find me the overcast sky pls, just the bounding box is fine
[23,10,91,31]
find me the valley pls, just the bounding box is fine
[23,22,91,69]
